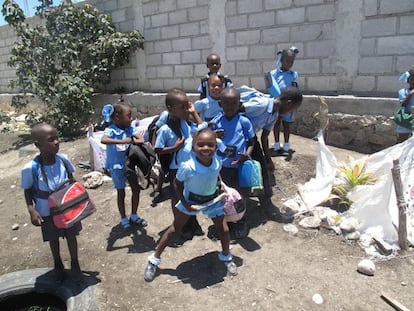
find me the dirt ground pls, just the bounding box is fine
[0,130,413,311]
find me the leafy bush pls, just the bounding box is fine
[2,0,144,136]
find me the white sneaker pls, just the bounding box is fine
[273,142,281,150]
[282,142,290,152]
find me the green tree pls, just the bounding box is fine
[2,0,144,136]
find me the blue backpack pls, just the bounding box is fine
[238,159,264,197]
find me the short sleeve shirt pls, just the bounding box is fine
[272,68,299,91]
[154,120,199,169]
[176,153,222,200]
[194,96,222,121]
[211,114,255,168]
[104,124,137,170]
[21,154,75,217]
[243,96,279,133]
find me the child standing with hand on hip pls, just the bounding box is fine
[101,103,148,230]
[144,128,237,282]
[21,124,83,282]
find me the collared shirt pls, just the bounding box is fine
[21,154,75,217]
[211,113,255,168]
[243,96,279,133]
[155,120,201,169]
[194,96,222,121]
[176,152,222,199]
[104,124,138,169]
[271,68,299,91]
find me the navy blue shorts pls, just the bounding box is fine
[41,216,82,242]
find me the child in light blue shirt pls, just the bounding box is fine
[267,47,299,152]
[198,53,233,99]
[101,103,147,229]
[144,128,238,282]
[194,73,224,121]
[396,68,414,143]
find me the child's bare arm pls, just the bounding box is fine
[260,129,275,171]
[101,135,132,145]
[232,138,255,165]
[24,189,43,226]
[188,102,203,125]
[154,136,185,155]
[174,179,193,211]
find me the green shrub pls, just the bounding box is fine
[2,0,144,136]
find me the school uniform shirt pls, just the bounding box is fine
[242,96,279,134]
[21,154,75,217]
[211,113,255,168]
[271,68,299,122]
[271,68,299,91]
[155,110,169,128]
[396,87,414,133]
[176,152,222,200]
[104,124,138,170]
[194,96,223,121]
[154,120,200,170]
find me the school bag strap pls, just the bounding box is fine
[31,156,50,200]
[32,154,72,198]
[200,76,209,99]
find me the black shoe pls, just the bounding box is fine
[183,216,204,236]
[192,223,204,236]
[152,191,162,204]
[263,200,294,223]
[229,222,249,239]
[70,259,83,283]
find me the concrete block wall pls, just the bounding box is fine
[0,26,16,93]
[0,0,413,97]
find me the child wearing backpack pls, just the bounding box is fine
[101,103,148,229]
[153,88,206,238]
[194,73,225,122]
[147,110,169,205]
[210,88,255,239]
[239,86,303,223]
[21,124,83,282]
[198,53,233,99]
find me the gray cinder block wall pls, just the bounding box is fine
[1,0,413,96]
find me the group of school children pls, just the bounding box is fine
[19,49,303,284]
[21,48,413,284]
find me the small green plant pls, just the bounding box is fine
[329,156,378,209]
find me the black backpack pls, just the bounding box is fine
[125,144,156,190]
[147,115,160,145]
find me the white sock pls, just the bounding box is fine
[148,253,161,266]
